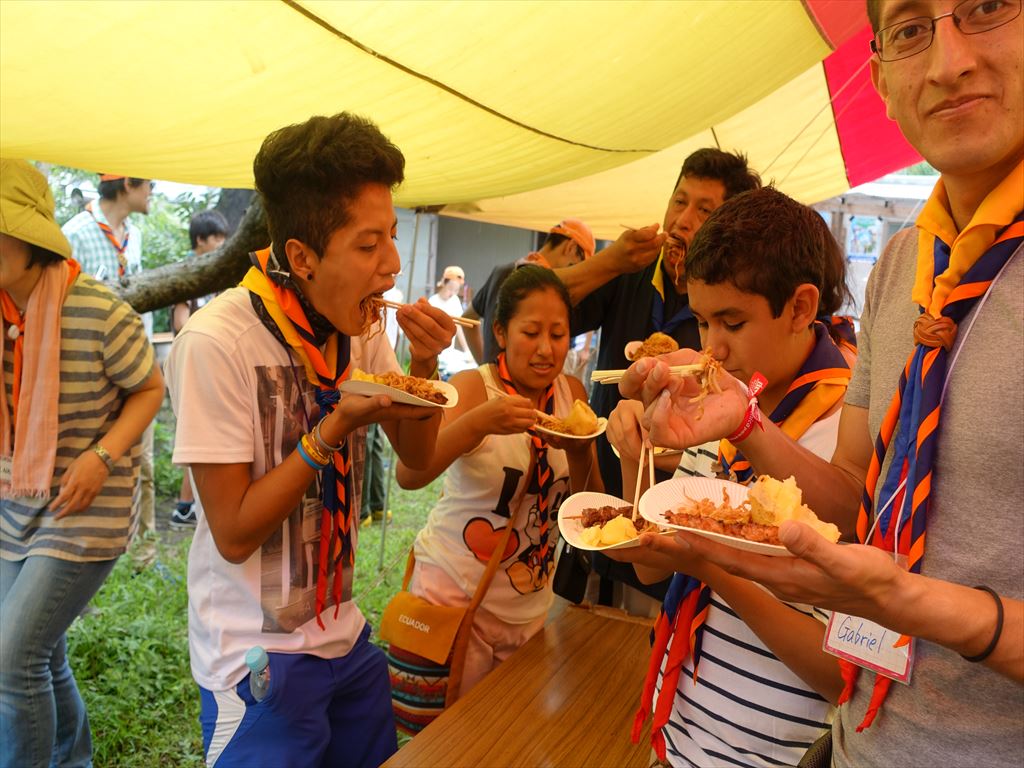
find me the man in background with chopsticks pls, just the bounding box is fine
[576,149,761,612]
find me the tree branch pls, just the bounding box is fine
[114,197,268,314]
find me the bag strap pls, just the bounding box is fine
[445,450,537,707]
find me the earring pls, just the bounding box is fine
[306,272,315,282]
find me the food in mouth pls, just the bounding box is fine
[664,237,686,287]
[665,476,840,545]
[689,349,724,419]
[359,293,387,337]
[536,399,599,436]
[350,368,448,405]
[577,504,652,547]
[629,332,680,361]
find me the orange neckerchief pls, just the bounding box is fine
[241,248,354,630]
[843,162,1024,731]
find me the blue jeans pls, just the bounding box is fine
[0,555,117,768]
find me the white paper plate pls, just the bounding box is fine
[534,417,607,441]
[639,476,792,557]
[558,492,670,551]
[338,378,459,409]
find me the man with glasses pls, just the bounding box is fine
[64,174,160,569]
[617,0,1022,764]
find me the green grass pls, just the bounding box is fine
[67,476,441,767]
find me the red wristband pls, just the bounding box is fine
[726,372,767,443]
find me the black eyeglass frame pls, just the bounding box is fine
[869,0,1022,62]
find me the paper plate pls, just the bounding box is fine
[558,492,670,551]
[534,417,607,441]
[639,476,792,557]
[338,378,459,409]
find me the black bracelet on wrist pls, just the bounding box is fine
[960,585,1003,663]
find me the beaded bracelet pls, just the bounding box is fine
[297,437,329,471]
[961,585,1004,663]
[312,418,342,455]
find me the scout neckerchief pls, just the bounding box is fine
[632,321,852,761]
[241,247,354,630]
[719,322,852,483]
[822,314,857,361]
[495,352,557,578]
[840,162,1024,732]
[86,202,130,278]
[516,251,551,268]
[650,253,694,334]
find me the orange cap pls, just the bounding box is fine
[550,218,595,259]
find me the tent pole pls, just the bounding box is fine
[378,209,423,570]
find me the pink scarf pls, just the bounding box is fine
[1,259,80,498]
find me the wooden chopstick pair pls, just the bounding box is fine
[591,363,704,385]
[631,440,656,523]
[382,299,481,328]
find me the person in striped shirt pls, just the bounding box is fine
[607,188,854,767]
[0,159,164,768]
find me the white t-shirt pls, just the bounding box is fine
[166,287,400,690]
[662,409,841,768]
[414,365,573,624]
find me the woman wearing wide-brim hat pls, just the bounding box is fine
[0,158,164,767]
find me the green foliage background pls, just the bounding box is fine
[67,477,441,766]
[46,165,220,333]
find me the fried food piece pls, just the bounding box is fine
[666,477,840,545]
[578,505,650,546]
[350,368,448,405]
[629,332,680,361]
[688,349,724,419]
[537,399,599,436]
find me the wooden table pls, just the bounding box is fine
[382,605,655,768]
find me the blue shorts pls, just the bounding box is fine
[198,624,397,768]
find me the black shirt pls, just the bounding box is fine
[572,261,701,487]
[471,263,516,363]
[572,261,701,599]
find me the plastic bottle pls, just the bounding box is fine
[245,646,271,702]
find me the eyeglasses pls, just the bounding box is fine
[870,0,1021,61]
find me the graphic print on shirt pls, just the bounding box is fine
[459,464,569,596]
[253,365,362,633]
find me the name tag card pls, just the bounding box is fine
[824,613,914,683]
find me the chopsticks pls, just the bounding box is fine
[383,300,481,327]
[591,363,704,385]
[630,440,657,523]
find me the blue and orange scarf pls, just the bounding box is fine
[633,321,853,760]
[494,352,558,576]
[241,248,355,630]
[841,162,1024,731]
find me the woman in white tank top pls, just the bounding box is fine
[396,266,603,697]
